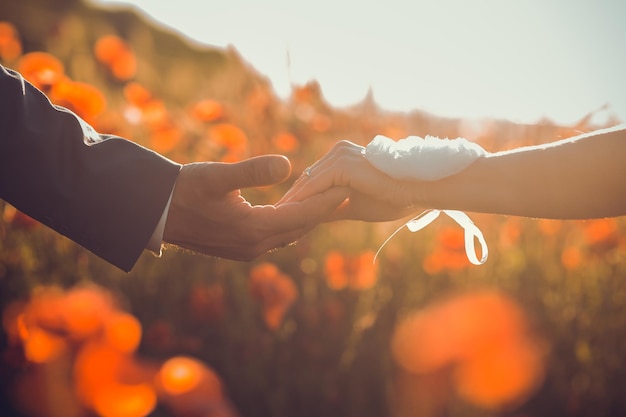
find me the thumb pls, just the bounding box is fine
[216,155,292,193]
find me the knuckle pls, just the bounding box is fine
[334,139,353,149]
[244,160,266,181]
[332,140,360,154]
[334,153,361,182]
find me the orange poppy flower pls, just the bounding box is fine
[158,356,205,395]
[18,318,68,363]
[16,51,65,90]
[94,35,137,80]
[188,283,226,322]
[60,286,115,340]
[324,250,378,290]
[15,286,66,334]
[292,82,318,104]
[50,79,106,122]
[2,284,209,417]
[423,249,467,275]
[156,356,230,416]
[138,99,169,128]
[583,218,621,252]
[91,382,157,417]
[324,251,348,290]
[157,356,222,399]
[422,227,472,274]
[104,313,143,353]
[454,339,545,410]
[73,341,121,389]
[311,114,332,132]
[561,245,583,270]
[352,250,378,289]
[75,341,157,417]
[249,262,298,330]
[12,285,119,348]
[381,125,408,141]
[438,227,465,251]
[0,21,22,62]
[189,99,224,122]
[149,125,182,155]
[391,291,547,410]
[272,131,300,153]
[123,82,154,108]
[209,123,248,154]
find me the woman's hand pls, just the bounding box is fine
[279,141,420,222]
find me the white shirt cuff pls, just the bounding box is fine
[146,189,174,255]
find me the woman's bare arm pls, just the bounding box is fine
[280,125,626,221]
[421,125,626,219]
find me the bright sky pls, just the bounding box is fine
[93,0,626,125]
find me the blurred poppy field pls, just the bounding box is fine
[2,1,626,417]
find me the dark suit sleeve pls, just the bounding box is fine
[0,65,182,272]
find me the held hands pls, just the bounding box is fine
[279,140,490,266]
[163,155,349,261]
[163,140,432,262]
[279,141,420,222]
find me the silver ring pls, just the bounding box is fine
[304,167,312,177]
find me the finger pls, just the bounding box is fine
[271,187,349,232]
[278,142,364,204]
[304,141,363,183]
[255,187,350,252]
[305,140,363,176]
[324,199,352,221]
[279,167,346,204]
[216,155,292,193]
[333,196,416,222]
[284,153,388,204]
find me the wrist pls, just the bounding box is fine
[146,186,174,254]
[408,180,436,210]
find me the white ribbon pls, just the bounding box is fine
[374,209,488,265]
[364,134,490,267]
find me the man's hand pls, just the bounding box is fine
[163,155,349,261]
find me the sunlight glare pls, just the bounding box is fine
[92,0,626,124]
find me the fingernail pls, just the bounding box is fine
[270,157,290,180]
